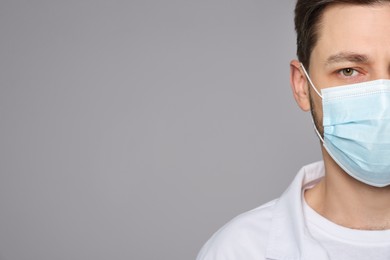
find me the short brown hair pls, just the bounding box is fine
[294,0,387,68]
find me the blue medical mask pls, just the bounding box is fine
[301,64,390,187]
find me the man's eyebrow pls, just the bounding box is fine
[325,52,369,66]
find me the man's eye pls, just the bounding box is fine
[340,68,357,77]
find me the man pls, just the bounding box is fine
[196,1,390,259]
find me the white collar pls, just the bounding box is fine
[265,161,330,260]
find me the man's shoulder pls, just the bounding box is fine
[196,199,277,260]
[196,161,326,260]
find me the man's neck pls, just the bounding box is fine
[305,147,390,230]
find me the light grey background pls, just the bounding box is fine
[0,1,321,259]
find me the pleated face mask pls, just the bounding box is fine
[301,64,390,187]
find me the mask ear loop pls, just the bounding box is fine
[299,63,323,99]
[299,63,325,143]
[312,120,324,143]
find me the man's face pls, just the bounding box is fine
[308,3,390,132]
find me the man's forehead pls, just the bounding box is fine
[312,3,390,65]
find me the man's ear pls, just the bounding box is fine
[290,60,311,111]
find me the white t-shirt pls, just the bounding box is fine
[303,185,390,260]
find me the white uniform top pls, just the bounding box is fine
[196,161,390,260]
